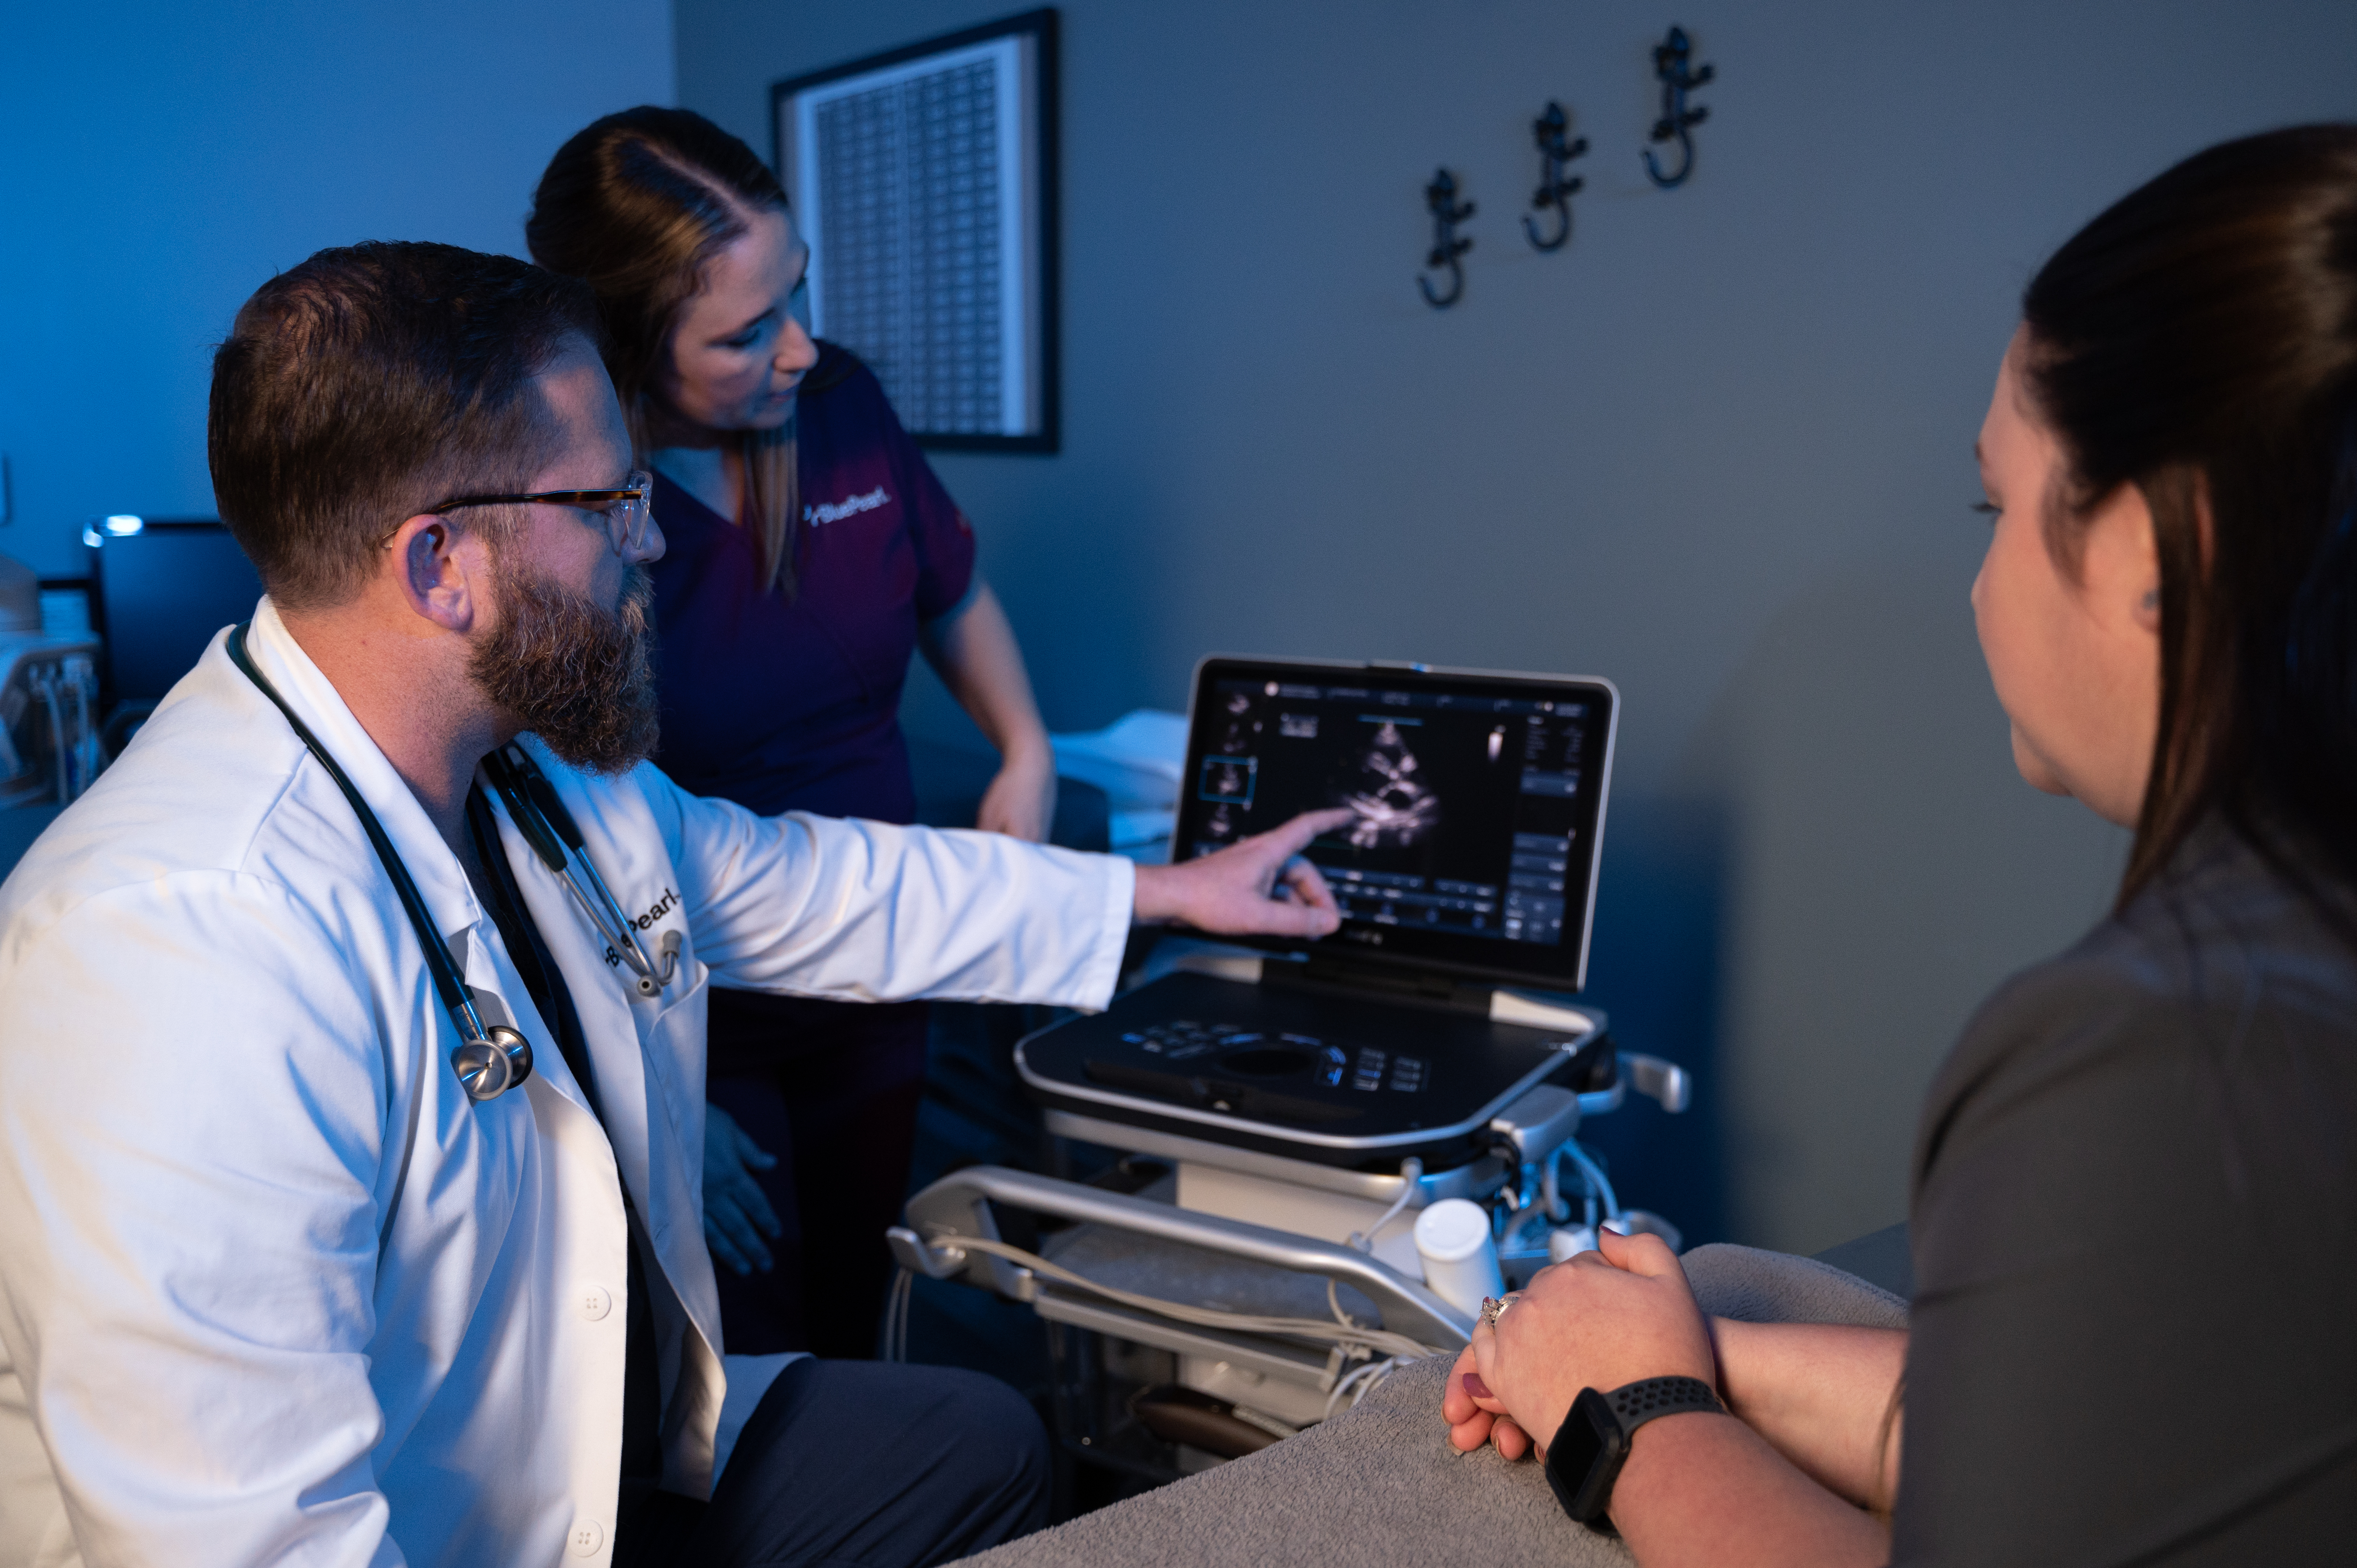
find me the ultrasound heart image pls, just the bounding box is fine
[1339,721,1440,848]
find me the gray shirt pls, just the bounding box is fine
[1895,823,2357,1564]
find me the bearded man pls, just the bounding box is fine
[0,242,1348,1568]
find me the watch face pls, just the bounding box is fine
[1551,1387,1629,1523]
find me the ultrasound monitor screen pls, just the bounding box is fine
[1174,658,1616,989]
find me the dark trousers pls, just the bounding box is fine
[617,1358,1050,1568]
[705,991,931,1358]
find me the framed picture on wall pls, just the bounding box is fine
[772,8,1059,453]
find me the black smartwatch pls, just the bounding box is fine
[1542,1376,1726,1526]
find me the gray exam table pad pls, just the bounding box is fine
[959,1243,1908,1568]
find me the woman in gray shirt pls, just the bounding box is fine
[1447,123,2357,1564]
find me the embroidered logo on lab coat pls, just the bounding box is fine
[603,886,679,967]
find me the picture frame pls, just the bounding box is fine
[772,9,1060,453]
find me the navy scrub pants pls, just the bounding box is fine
[705,991,933,1358]
[616,1357,1050,1568]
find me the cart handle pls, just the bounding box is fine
[900,1164,1473,1348]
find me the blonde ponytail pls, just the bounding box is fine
[740,420,800,599]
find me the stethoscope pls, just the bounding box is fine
[229,624,678,1103]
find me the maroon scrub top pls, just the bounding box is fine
[645,343,977,824]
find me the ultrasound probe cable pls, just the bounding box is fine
[1328,1157,1423,1330]
[1560,1140,1623,1227]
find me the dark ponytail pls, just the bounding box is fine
[2021,124,2357,933]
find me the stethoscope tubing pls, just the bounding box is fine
[481,746,678,996]
[230,624,538,1102]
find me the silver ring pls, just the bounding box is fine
[1478,1294,1517,1329]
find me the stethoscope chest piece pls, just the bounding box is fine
[451,1024,534,1103]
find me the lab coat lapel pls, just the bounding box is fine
[474,788,660,1192]
[502,738,712,1281]
[478,745,726,1494]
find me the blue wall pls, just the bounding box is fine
[11,2,2351,1253]
[679,0,2357,1250]
[0,0,675,577]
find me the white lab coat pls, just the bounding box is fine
[0,601,1133,1568]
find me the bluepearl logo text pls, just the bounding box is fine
[804,487,890,526]
[603,886,680,968]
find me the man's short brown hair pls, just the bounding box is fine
[208,241,603,610]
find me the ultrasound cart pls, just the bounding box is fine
[889,659,1691,1486]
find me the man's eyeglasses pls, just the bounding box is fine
[416,470,657,554]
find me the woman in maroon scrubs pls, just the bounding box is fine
[528,107,1058,1358]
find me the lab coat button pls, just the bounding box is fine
[579,1284,613,1321]
[569,1517,605,1556]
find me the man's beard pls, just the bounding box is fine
[469,560,660,775]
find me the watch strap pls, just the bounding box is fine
[1604,1375,1724,1434]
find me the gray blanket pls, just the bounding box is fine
[961,1244,1907,1568]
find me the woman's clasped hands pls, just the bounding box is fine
[1442,1226,1717,1460]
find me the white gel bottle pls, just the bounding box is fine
[1413,1198,1505,1319]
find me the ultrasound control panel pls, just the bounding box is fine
[1016,971,1610,1167]
[1117,1020,1429,1094]
[1174,659,1617,991]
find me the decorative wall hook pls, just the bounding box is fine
[1419,168,1475,309]
[1523,102,1590,253]
[1644,25,1714,189]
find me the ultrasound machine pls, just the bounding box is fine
[887,658,1692,1483]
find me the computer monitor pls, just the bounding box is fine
[1173,657,1617,991]
[86,519,264,712]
